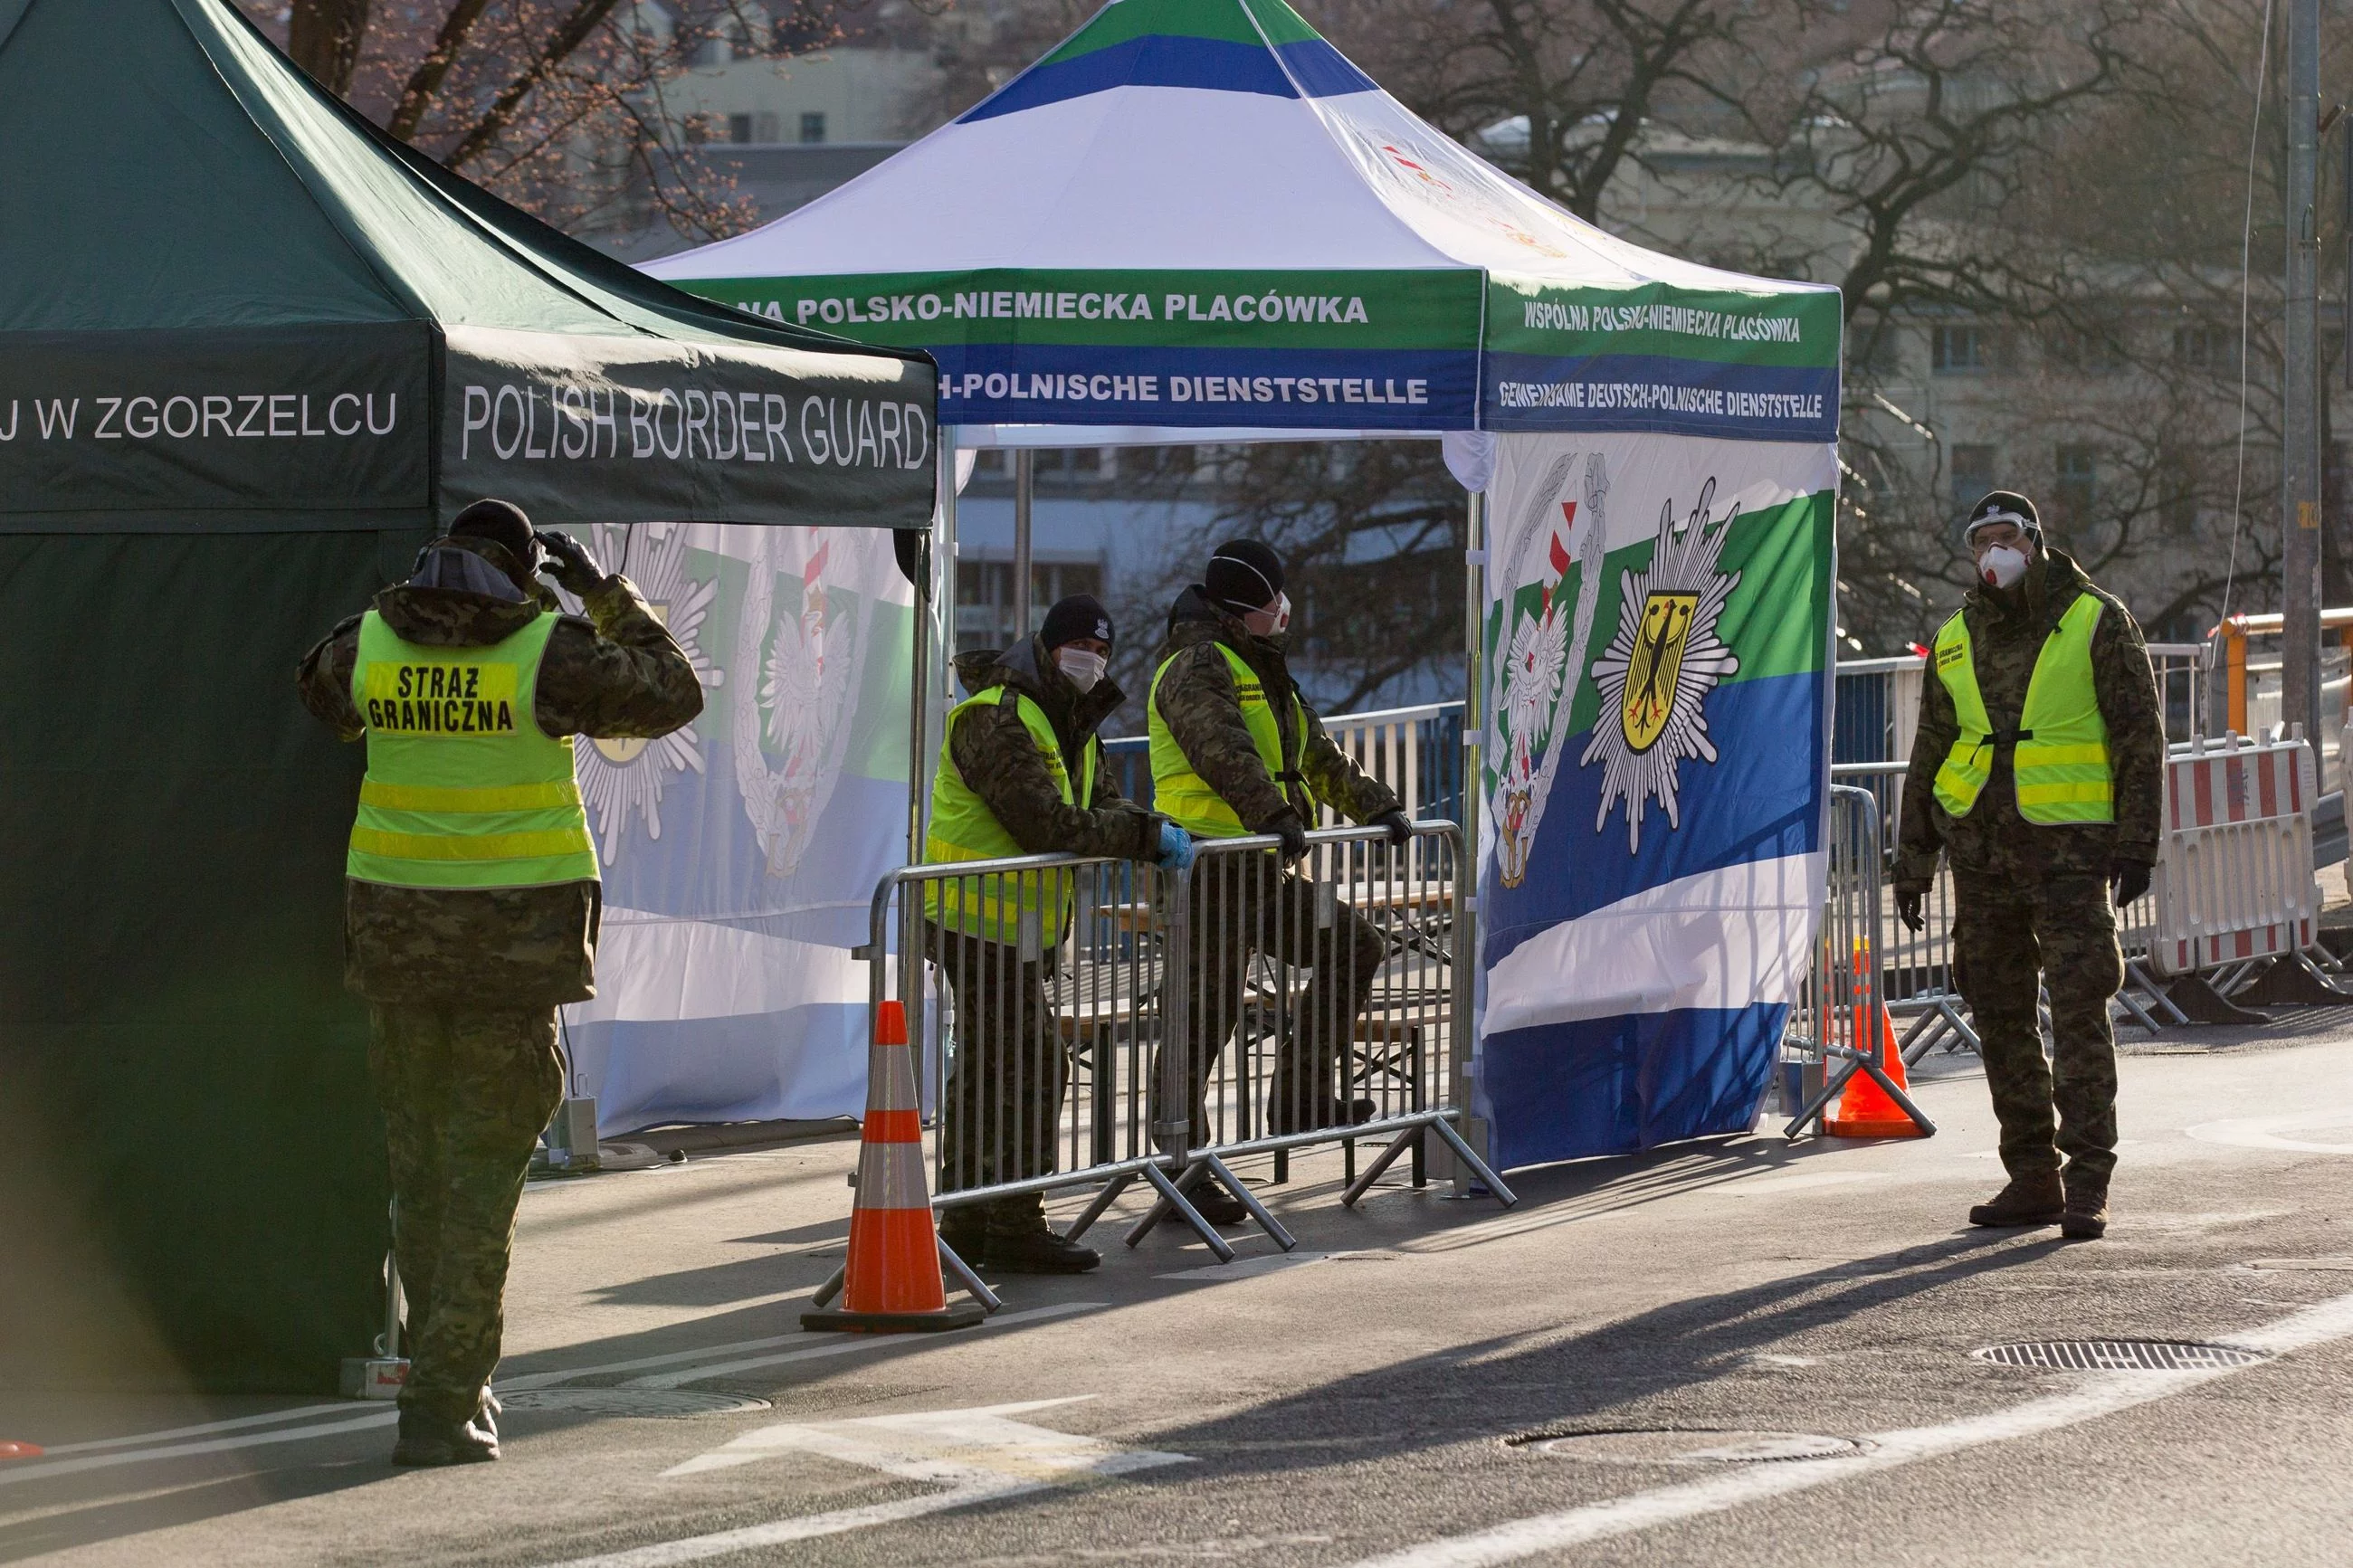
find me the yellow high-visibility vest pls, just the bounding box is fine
[1147,641,1316,837]
[922,686,1098,946]
[1930,592,2114,824]
[347,609,598,888]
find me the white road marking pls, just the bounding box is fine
[0,1304,1105,1487]
[1157,1251,1335,1281]
[2187,1110,2353,1154]
[542,1398,1189,1567]
[25,1402,361,1457]
[622,1303,1101,1389]
[0,1413,397,1488]
[1337,1286,2353,1568]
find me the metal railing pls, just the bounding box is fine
[868,821,1511,1262]
[1101,701,1467,822]
[1782,784,1938,1136]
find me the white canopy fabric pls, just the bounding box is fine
[646,0,1841,447]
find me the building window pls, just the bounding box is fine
[1930,325,1990,373]
[727,113,755,145]
[2174,324,2236,369]
[955,559,1105,653]
[799,111,827,145]
[2053,444,2098,527]
[1950,443,1997,513]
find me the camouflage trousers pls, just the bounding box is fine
[1951,870,2122,1188]
[926,923,1070,1211]
[1156,852,1388,1139]
[368,1003,563,1423]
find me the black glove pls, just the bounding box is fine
[2110,858,2153,908]
[535,529,605,597]
[1893,884,1926,934]
[1373,808,1414,848]
[1266,812,1310,865]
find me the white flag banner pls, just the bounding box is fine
[553,522,911,1135]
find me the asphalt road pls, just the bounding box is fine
[8,1013,2353,1567]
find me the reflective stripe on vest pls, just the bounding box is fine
[1147,641,1315,838]
[1930,592,2114,825]
[921,686,1099,946]
[347,609,599,888]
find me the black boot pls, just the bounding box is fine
[392,1408,500,1466]
[983,1196,1100,1273]
[937,1203,986,1264]
[1967,1172,2065,1228]
[2061,1174,2110,1240]
[1185,1181,1250,1225]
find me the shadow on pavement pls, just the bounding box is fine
[1128,1225,2066,1482]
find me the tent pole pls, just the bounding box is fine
[1013,448,1034,644]
[916,426,957,865]
[1455,485,1487,1193]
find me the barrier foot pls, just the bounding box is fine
[1855,1057,1937,1136]
[1062,1171,1135,1245]
[2126,960,2192,1025]
[938,1237,1003,1313]
[2238,953,2353,1006]
[1427,1117,1516,1208]
[1341,1122,1423,1209]
[2112,985,2166,1038]
[1125,1162,1235,1261]
[1788,1050,1936,1139]
[2163,971,2272,1024]
[811,1262,846,1311]
[1200,1152,1295,1251]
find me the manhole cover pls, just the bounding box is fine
[1509,1428,1866,1465]
[1972,1341,2267,1372]
[499,1389,771,1419]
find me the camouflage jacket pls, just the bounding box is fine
[1148,585,1402,833]
[943,638,1160,861]
[1894,547,2164,888]
[297,538,703,1005]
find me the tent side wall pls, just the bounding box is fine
[0,528,406,1392]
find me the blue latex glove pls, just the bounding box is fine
[1156,822,1196,872]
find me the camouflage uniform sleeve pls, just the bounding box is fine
[1892,658,1956,887]
[950,702,1158,860]
[1153,644,1296,832]
[532,574,705,740]
[296,614,365,742]
[1298,702,1403,822]
[2092,595,2164,865]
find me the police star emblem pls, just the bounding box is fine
[1580,479,1740,852]
[560,522,719,863]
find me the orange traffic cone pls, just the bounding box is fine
[801,1001,986,1333]
[1824,1002,1927,1138]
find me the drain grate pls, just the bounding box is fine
[499,1389,771,1419]
[1509,1428,1867,1466]
[1972,1340,2266,1372]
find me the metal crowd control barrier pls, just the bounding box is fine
[1782,784,1937,1136]
[2148,732,2326,984]
[865,821,1513,1265]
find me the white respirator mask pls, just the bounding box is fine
[1244,592,1292,638]
[1054,646,1108,692]
[1977,544,2030,589]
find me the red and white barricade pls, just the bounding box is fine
[2148,733,2322,976]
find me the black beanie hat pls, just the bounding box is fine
[1205,539,1284,613]
[449,498,538,568]
[1961,489,2042,547]
[1039,593,1115,652]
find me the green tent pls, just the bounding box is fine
[0,0,935,1392]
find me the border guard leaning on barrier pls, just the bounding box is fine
[1892,490,2162,1242]
[924,594,1191,1273]
[1149,540,1415,1221]
[299,500,701,1466]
